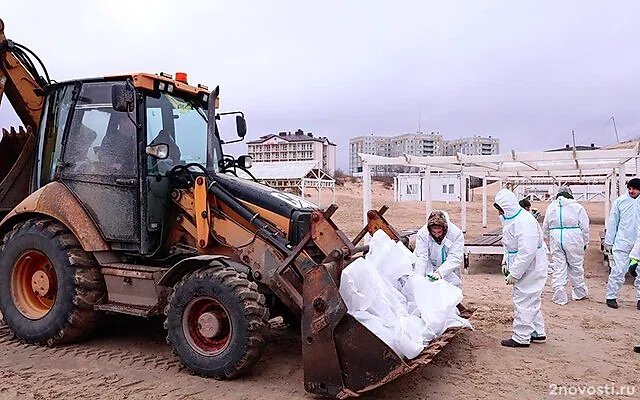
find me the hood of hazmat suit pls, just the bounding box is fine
[427,210,449,244]
[555,186,574,199]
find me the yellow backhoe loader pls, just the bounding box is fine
[0,18,473,398]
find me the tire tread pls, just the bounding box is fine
[164,263,268,379]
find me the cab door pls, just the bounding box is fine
[59,81,141,248]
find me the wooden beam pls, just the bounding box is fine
[604,177,610,230]
[618,163,626,196]
[362,160,372,228]
[425,166,432,223]
[460,173,467,233]
[482,176,487,228]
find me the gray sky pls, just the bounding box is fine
[2,0,640,171]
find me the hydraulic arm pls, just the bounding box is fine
[0,18,49,213]
[0,19,47,131]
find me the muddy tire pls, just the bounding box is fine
[164,264,269,379]
[0,218,105,345]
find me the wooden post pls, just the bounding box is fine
[482,176,487,228]
[604,176,610,230]
[317,174,321,207]
[460,173,467,233]
[618,163,626,196]
[362,160,372,227]
[393,175,398,201]
[425,166,432,222]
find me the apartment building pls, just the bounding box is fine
[349,132,445,175]
[445,135,500,156]
[349,133,499,175]
[247,129,336,176]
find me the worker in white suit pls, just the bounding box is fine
[604,178,640,309]
[494,188,547,348]
[623,218,640,311]
[542,186,590,305]
[519,198,553,275]
[413,210,465,288]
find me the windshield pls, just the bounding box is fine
[145,92,221,174]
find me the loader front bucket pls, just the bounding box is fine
[301,260,474,399]
[0,126,35,214]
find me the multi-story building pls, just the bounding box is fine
[349,133,499,175]
[349,132,445,175]
[247,129,336,176]
[445,135,500,156]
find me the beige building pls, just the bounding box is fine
[247,129,336,176]
[349,133,499,175]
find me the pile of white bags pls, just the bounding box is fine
[339,230,473,360]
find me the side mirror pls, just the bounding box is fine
[237,155,252,169]
[146,143,169,159]
[236,115,247,138]
[112,83,135,112]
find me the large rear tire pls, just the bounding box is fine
[0,218,105,345]
[164,264,269,379]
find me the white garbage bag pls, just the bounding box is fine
[370,231,417,282]
[393,314,427,359]
[339,258,377,312]
[402,274,471,343]
[339,230,473,360]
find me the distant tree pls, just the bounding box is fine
[372,175,394,190]
[334,169,347,178]
[333,169,348,186]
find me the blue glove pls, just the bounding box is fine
[629,259,638,278]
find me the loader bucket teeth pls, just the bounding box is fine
[0,125,36,211]
[301,261,474,399]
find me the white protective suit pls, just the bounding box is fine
[495,189,547,344]
[542,196,590,304]
[622,221,640,301]
[413,211,465,288]
[605,192,640,300]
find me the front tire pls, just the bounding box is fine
[165,264,269,379]
[0,218,105,345]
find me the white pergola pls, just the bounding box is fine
[359,144,640,233]
[236,160,336,207]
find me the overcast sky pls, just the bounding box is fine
[2,0,640,171]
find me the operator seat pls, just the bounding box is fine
[101,113,136,172]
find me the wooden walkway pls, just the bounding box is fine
[463,212,544,271]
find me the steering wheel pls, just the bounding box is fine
[167,163,210,189]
